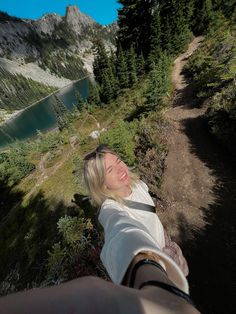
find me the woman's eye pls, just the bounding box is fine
[108,168,113,174]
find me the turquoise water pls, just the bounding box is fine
[0,78,90,148]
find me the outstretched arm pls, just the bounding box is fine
[0,274,200,314]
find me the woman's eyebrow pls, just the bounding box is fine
[106,165,112,172]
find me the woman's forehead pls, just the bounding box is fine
[104,152,118,166]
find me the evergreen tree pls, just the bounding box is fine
[108,54,119,95]
[192,0,214,34]
[76,92,86,110]
[116,46,129,89]
[87,81,101,106]
[145,52,171,109]
[117,0,157,58]
[92,39,118,103]
[100,68,114,103]
[160,7,174,54]
[109,49,117,77]
[183,0,195,27]
[148,5,162,66]
[127,46,138,86]
[52,95,69,131]
[172,0,192,52]
[93,38,109,85]
[136,53,146,76]
[212,0,236,20]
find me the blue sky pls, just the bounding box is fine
[0,0,121,25]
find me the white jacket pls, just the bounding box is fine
[98,181,189,293]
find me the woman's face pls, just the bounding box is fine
[104,153,130,192]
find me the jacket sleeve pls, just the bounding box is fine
[99,204,164,284]
[98,202,190,296]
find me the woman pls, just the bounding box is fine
[83,144,189,294]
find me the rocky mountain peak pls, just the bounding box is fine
[33,13,62,36]
[65,5,94,33]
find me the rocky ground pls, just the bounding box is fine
[0,57,72,88]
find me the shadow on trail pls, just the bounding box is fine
[177,115,236,314]
[173,79,201,109]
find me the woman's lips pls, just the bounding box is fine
[120,172,128,181]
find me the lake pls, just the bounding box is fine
[0,77,90,148]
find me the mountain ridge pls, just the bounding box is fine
[0,6,116,80]
[0,6,117,114]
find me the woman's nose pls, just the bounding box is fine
[117,164,123,172]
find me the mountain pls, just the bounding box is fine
[0,6,117,112]
[0,6,117,82]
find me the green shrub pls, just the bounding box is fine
[206,81,236,153]
[34,131,66,153]
[135,114,169,196]
[0,144,35,186]
[45,215,105,285]
[99,120,138,166]
[185,21,236,99]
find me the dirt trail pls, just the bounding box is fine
[160,37,236,314]
[160,36,214,236]
[25,148,73,201]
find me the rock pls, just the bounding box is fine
[69,135,79,149]
[34,14,62,36]
[89,128,107,139]
[65,5,94,34]
[89,130,100,139]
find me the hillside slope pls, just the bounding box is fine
[0,57,71,88]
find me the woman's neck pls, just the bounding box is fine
[118,185,132,198]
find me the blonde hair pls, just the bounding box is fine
[83,145,138,207]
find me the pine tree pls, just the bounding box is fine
[159,0,175,53]
[148,5,162,66]
[192,0,214,34]
[87,81,101,106]
[92,38,118,103]
[172,0,192,52]
[127,46,138,86]
[93,38,109,85]
[117,0,156,58]
[108,55,119,96]
[100,69,114,103]
[109,49,117,77]
[76,92,86,110]
[204,0,214,23]
[136,53,146,77]
[183,0,195,27]
[116,46,129,89]
[52,95,69,131]
[213,0,236,20]
[145,52,171,109]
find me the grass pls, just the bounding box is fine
[41,155,78,205]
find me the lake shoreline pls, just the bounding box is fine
[0,75,91,127]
